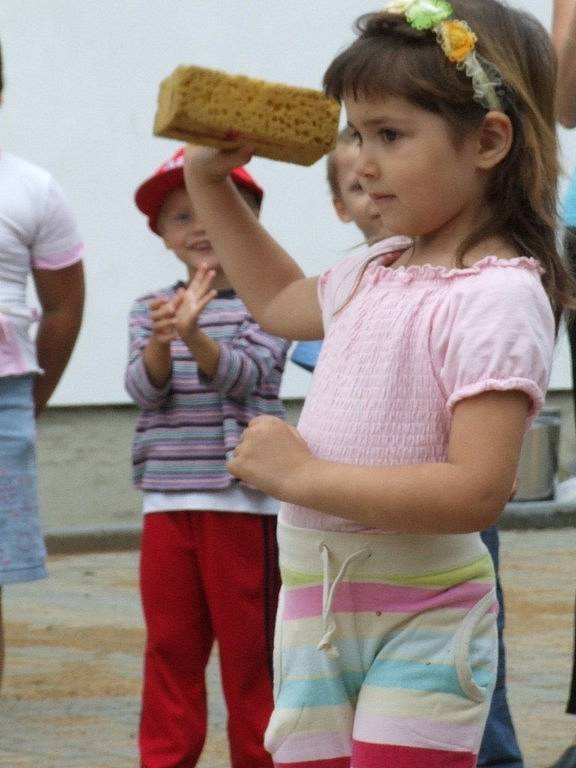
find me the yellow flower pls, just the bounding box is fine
[438,19,477,63]
[406,0,453,30]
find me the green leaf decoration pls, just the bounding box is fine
[405,0,453,29]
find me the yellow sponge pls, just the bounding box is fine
[153,66,341,167]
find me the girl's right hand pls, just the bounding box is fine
[184,143,254,189]
[150,296,178,345]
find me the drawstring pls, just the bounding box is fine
[317,543,371,658]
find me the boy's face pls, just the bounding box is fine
[157,187,226,280]
[332,142,388,242]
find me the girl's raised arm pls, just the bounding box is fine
[184,144,323,341]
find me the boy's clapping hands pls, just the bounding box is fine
[173,263,218,343]
[151,262,218,345]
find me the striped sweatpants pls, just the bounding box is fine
[265,520,498,768]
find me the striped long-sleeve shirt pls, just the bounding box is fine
[125,283,290,491]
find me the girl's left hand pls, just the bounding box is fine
[228,416,314,501]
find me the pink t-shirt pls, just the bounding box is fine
[280,238,556,533]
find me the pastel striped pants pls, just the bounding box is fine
[265,521,498,768]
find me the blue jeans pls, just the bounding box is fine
[478,525,523,767]
[0,375,46,585]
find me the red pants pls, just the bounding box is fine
[139,510,280,768]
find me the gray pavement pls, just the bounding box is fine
[2,403,574,765]
[1,529,575,768]
[0,397,568,765]
[40,498,576,557]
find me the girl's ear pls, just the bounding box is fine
[333,196,353,224]
[476,111,513,170]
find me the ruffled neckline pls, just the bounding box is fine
[373,252,545,281]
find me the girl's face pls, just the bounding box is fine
[345,95,486,245]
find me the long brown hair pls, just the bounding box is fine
[323,0,576,322]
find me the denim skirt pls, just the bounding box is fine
[0,375,47,584]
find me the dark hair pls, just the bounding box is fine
[236,183,262,215]
[326,127,357,198]
[323,0,576,321]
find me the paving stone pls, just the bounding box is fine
[0,530,574,767]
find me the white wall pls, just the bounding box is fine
[0,0,573,404]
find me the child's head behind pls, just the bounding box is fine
[323,0,572,313]
[135,148,263,284]
[327,128,388,242]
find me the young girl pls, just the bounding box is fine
[183,0,573,765]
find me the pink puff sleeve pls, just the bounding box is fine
[431,260,555,420]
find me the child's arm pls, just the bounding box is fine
[184,145,323,341]
[125,295,173,408]
[171,264,220,378]
[553,0,576,127]
[142,298,176,388]
[176,264,289,399]
[229,390,528,534]
[32,262,85,415]
[140,270,219,386]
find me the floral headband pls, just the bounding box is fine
[384,0,504,111]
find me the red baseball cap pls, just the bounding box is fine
[134,147,264,234]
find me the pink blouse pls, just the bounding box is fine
[281,238,556,533]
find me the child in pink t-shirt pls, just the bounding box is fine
[182,1,574,765]
[0,42,84,691]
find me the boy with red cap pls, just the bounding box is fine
[126,147,289,768]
